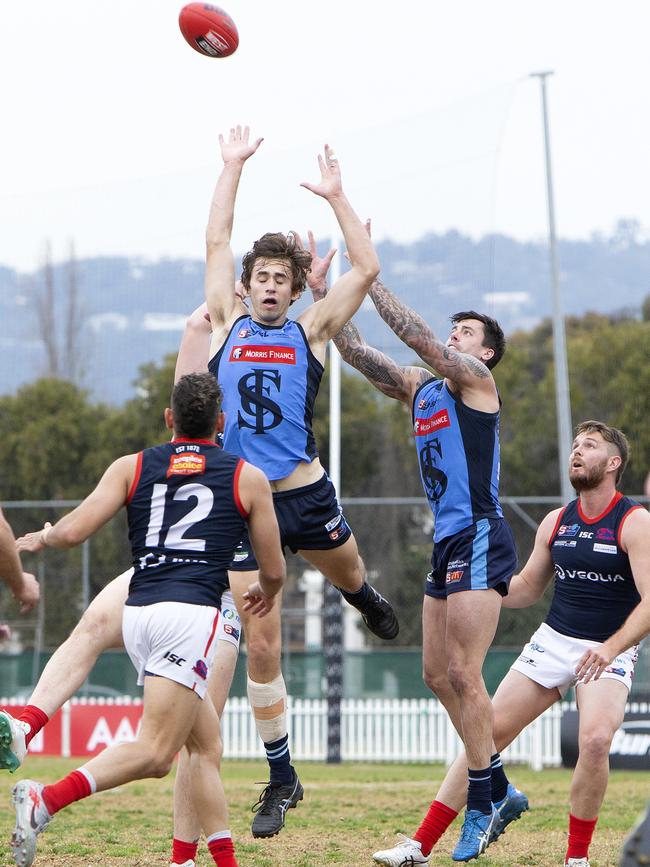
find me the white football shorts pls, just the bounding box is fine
[122,601,220,699]
[510,621,637,697]
[216,588,241,650]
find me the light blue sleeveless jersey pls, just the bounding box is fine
[412,378,503,542]
[209,315,324,481]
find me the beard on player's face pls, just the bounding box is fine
[569,457,608,492]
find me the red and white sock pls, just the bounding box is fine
[171,837,199,864]
[207,830,238,866]
[18,705,49,747]
[565,813,597,862]
[413,799,458,856]
[42,768,95,815]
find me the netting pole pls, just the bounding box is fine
[531,70,573,502]
[324,235,343,763]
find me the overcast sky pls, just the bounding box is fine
[1,0,649,271]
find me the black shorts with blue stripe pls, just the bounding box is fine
[425,517,516,599]
[229,473,352,572]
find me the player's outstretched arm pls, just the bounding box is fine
[237,463,285,617]
[300,148,379,340]
[174,303,212,382]
[16,455,136,552]
[370,279,494,391]
[501,509,558,608]
[300,232,427,403]
[335,320,429,404]
[575,507,650,682]
[205,126,263,329]
[0,508,39,613]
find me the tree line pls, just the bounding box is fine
[1,311,648,648]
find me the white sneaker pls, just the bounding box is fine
[11,779,52,867]
[373,834,430,865]
[171,862,195,867]
[566,859,590,867]
[0,711,30,773]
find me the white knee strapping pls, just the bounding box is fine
[247,674,287,743]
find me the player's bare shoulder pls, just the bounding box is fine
[210,300,250,355]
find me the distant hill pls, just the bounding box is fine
[3,221,648,404]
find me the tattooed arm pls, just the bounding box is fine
[333,319,431,404]
[369,279,495,392]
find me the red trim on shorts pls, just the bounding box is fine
[233,459,249,518]
[617,504,643,549]
[548,506,567,548]
[126,452,143,504]
[204,610,220,657]
[578,491,622,524]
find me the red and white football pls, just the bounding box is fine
[179,3,239,58]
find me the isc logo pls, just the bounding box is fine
[163,651,186,666]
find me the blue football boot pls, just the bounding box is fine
[451,805,498,861]
[491,783,529,842]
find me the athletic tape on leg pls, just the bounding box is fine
[247,674,287,743]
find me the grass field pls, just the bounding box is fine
[0,759,646,866]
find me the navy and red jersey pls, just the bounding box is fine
[125,439,248,608]
[545,492,642,641]
[412,378,503,542]
[209,315,323,481]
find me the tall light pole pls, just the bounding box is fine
[324,236,343,763]
[530,71,573,502]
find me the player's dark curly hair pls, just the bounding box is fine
[171,373,223,439]
[450,310,506,369]
[241,232,312,302]
[574,420,630,485]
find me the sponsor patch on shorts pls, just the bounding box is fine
[325,514,342,532]
[446,570,464,584]
[232,549,249,562]
[223,623,240,640]
[192,659,208,680]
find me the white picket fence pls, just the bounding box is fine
[221,697,566,770]
[11,695,647,770]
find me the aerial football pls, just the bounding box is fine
[179,3,239,57]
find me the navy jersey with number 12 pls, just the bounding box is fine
[209,315,324,480]
[126,439,248,608]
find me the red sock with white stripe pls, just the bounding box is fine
[17,706,49,747]
[42,768,96,815]
[413,800,459,856]
[207,830,238,866]
[565,813,597,862]
[171,838,199,864]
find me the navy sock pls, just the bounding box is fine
[340,582,370,610]
[467,766,492,815]
[490,752,509,804]
[264,734,294,786]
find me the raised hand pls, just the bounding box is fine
[295,230,336,300]
[300,144,343,200]
[219,125,264,165]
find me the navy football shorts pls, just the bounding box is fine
[229,473,352,572]
[425,517,516,599]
